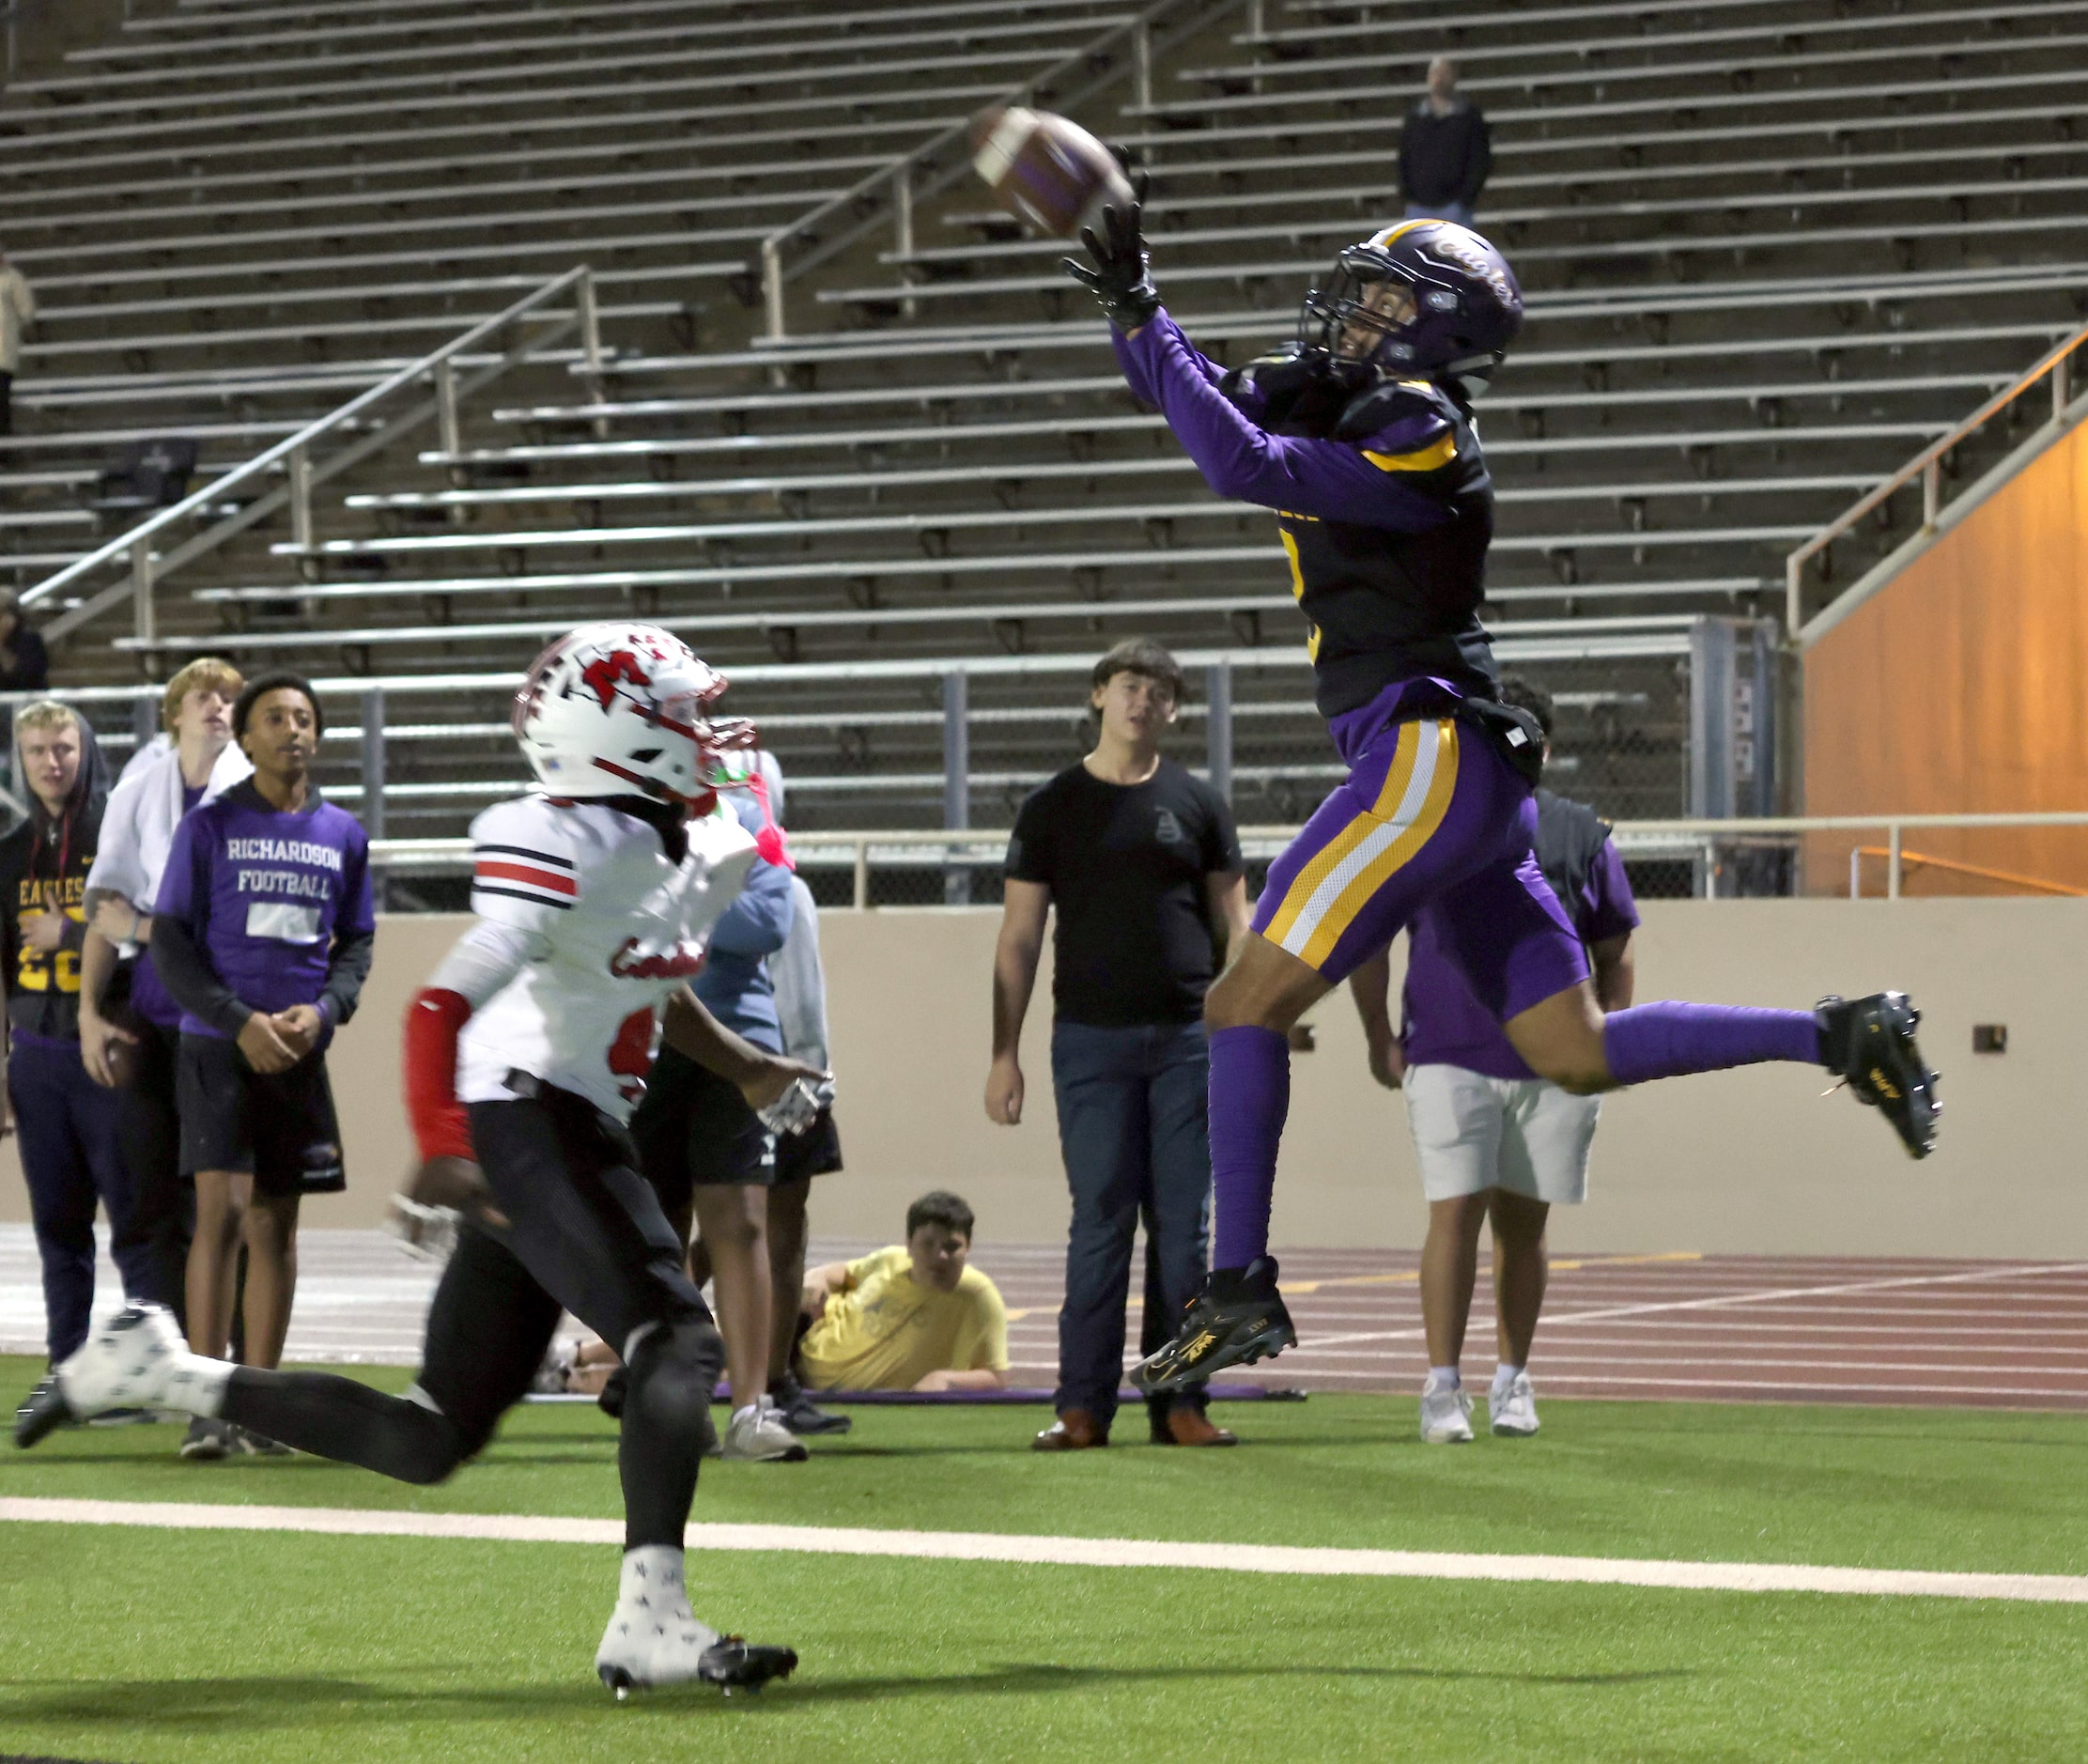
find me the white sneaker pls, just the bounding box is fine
[59,1304,186,1417]
[1418,1374,1474,1444]
[717,1396,810,1462]
[1489,1372,1539,1437]
[594,1545,798,1699]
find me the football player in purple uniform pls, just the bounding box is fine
[1063,200,1940,1391]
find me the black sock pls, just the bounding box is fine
[220,1369,462,1485]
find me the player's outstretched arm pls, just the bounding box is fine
[661,986,827,1115]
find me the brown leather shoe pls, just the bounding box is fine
[1152,1407,1239,1447]
[1032,1408,1108,1451]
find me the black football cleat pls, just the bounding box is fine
[14,1374,70,1448]
[1817,992,1940,1159]
[698,1637,798,1695]
[1131,1257,1296,1395]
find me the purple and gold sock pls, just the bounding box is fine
[1207,1025,1291,1269]
[1601,1002,1822,1085]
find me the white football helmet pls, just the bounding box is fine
[512,623,752,803]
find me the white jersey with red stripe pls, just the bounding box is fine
[454,793,758,1122]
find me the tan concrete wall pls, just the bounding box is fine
[2,901,2075,1258]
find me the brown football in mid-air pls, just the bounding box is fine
[968,104,1135,240]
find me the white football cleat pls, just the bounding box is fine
[1489,1372,1540,1438]
[594,1546,797,1699]
[1418,1374,1474,1445]
[717,1396,809,1463]
[17,1304,195,1447]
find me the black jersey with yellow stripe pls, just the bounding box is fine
[1276,379,1497,718]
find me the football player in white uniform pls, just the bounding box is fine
[16,624,825,1698]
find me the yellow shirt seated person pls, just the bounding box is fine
[798,1190,1010,1393]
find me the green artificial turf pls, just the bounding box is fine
[3,1356,2086,1761]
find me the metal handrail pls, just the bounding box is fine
[1848,845,2088,900]
[22,266,603,645]
[369,812,2088,910]
[754,0,1230,340]
[1784,317,2088,634]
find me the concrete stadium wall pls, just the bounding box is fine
[1,901,2077,1260]
[1802,418,2088,893]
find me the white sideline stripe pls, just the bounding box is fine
[4,1497,2086,1605]
[1304,1261,2088,1351]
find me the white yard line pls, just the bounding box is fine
[4,1496,2084,1604]
[1302,1261,2088,1352]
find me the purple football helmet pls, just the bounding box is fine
[1298,219,1523,395]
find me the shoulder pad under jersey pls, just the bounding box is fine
[466,794,585,927]
[1333,377,1461,445]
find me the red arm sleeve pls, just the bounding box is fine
[403,987,475,1164]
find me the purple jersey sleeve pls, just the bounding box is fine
[1113,308,1454,532]
[1109,311,1227,409]
[1579,839,1641,946]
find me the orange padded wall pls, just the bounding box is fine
[1802,421,2088,895]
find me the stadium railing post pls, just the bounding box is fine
[128,542,155,645]
[1205,660,1233,803]
[288,444,314,553]
[895,170,917,320]
[362,688,389,909]
[1887,826,1903,901]
[942,670,970,905]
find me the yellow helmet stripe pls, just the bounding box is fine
[1365,220,1432,250]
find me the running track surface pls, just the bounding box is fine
[6,1230,2085,1413]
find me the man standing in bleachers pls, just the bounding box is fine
[0,248,35,437]
[1398,57,1492,228]
[988,640,1248,1451]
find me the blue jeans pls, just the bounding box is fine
[10,1037,152,1364]
[1050,1020,1213,1428]
[1404,200,1477,228]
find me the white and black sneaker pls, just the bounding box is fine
[16,1303,190,1447]
[595,1545,797,1699]
[180,1416,237,1461]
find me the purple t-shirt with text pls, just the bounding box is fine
[153,784,375,1039]
[1401,836,1639,1081]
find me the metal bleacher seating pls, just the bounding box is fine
[12,0,2086,842]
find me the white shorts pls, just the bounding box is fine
[1402,1063,1601,1206]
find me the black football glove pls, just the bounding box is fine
[1062,167,1159,332]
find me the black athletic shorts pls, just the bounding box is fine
[468,1078,713,1362]
[774,1107,843,1185]
[630,1044,779,1225]
[177,1032,345,1197]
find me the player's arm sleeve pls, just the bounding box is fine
[466,800,583,936]
[405,917,548,1164]
[1118,313,1455,530]
[317,833,378,1028]
[1581,839,1642,943]
[1109,309,1227,406]
[148,821,251,1036]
